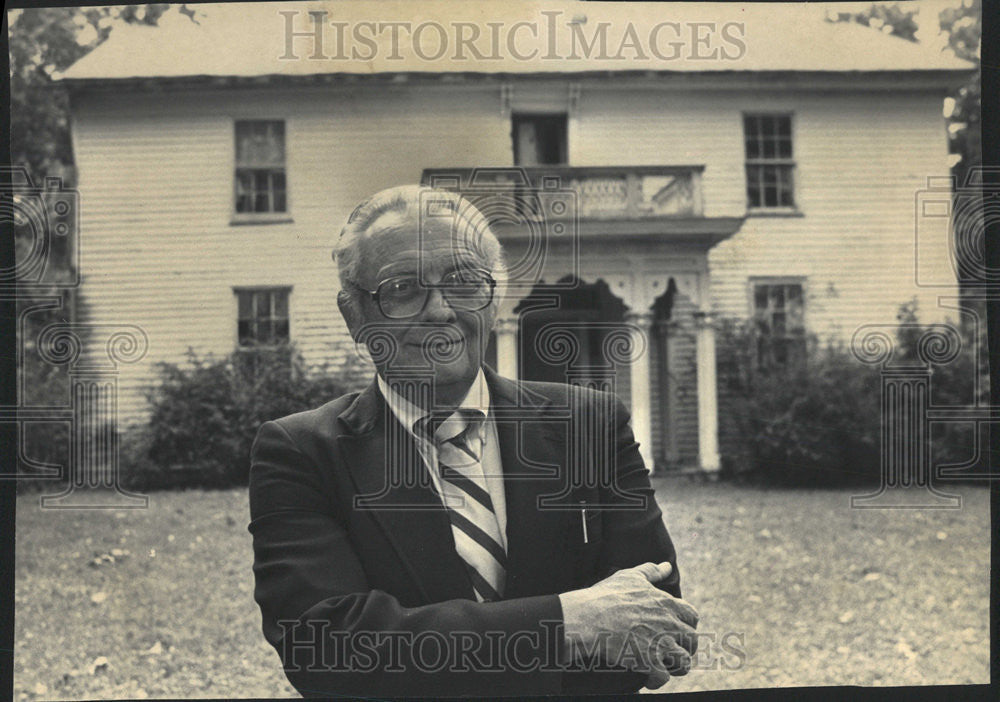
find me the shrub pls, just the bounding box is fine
[716,301,988,486]
[122,346,365,490]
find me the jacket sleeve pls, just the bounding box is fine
[558,392,683,696]
[598,393,682,597]
[248,419,566,698]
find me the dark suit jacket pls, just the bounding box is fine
[249,367,681,697]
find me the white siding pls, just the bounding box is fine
[73,85,512,423]
[707,90,958,338]
[71,79,958,425]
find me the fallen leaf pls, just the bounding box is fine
[758,528,772,539]
[33,683,47,695]
[143,641,163,656]
[90,591,108,604]
[936,531,948,540]
[88,656,110,675]
[863,572,881,582]
[838,610,855,624]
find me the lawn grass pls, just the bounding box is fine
[13,480,990,699]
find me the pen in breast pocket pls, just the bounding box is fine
[579,500,588,544]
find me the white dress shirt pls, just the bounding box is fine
[377,369,508,549]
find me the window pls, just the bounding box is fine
[513,113,567,165]
[236,287,290,347]
[234,121,287,215]
[744,114,795,210]
[752,280,806,366]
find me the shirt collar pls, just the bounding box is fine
[377,368,490,438]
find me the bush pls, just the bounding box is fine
[122,346,365,490]
[717,301,988,486]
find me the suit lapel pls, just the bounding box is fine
[486,369,577,598]
[337,380,476,603]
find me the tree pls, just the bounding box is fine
[938,0,981,184]
[827,2,919,41]
[8,5,186,183]
[9,6,198,314]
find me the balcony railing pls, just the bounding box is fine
[421,165,704,219]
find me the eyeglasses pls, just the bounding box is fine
[356,268,496,319]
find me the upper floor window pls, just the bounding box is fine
[236,287,290,347]
[513,113,567,165]
[743,114,795,210]
[752,279,805,367]
[234,120,287,215]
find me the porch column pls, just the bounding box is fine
[625,311,654,472]
[694,311,721,472]
[494,316,519,380]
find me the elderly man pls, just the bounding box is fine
[249,184,698,697]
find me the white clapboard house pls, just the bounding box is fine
[56,1,971,472]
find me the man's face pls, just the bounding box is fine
[344,208,498,398]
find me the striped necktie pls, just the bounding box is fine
[422,410,507,602]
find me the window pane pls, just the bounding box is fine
[274,319,290,342]
[238,320,252,345]
[776,116,791,138]
[754,285,769,312]
[254,290,271,320]
[760,115,774,137]
[236,121,285,166]
[777,137,792,158]
[747,166,761,207]
[762,136,775,158]
[273,191,287,213]
[787,286,804,326]
[254,193,269,212]
[272,171,287,212]
[746,137,759,159]
[237,292,251,319]
[772,286,785,309]
[779,187,794,207]
[257,320,273,345]
[772,312,786,334]
[274,291,289,318]
[764,185,778,207]
[269,122,286,162]
[780,168,795,206]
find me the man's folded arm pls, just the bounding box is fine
[599,393,681,596]
[249,420,566,698]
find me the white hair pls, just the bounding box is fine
[333,184,507,315]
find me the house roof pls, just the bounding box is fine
[56,0,974,85]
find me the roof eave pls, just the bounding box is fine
[55,68,975,93]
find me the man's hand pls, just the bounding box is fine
[558,561,699,690]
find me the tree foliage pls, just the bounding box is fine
[827,2,919,41]
[938,0,982,182]
[9,5,190,183]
